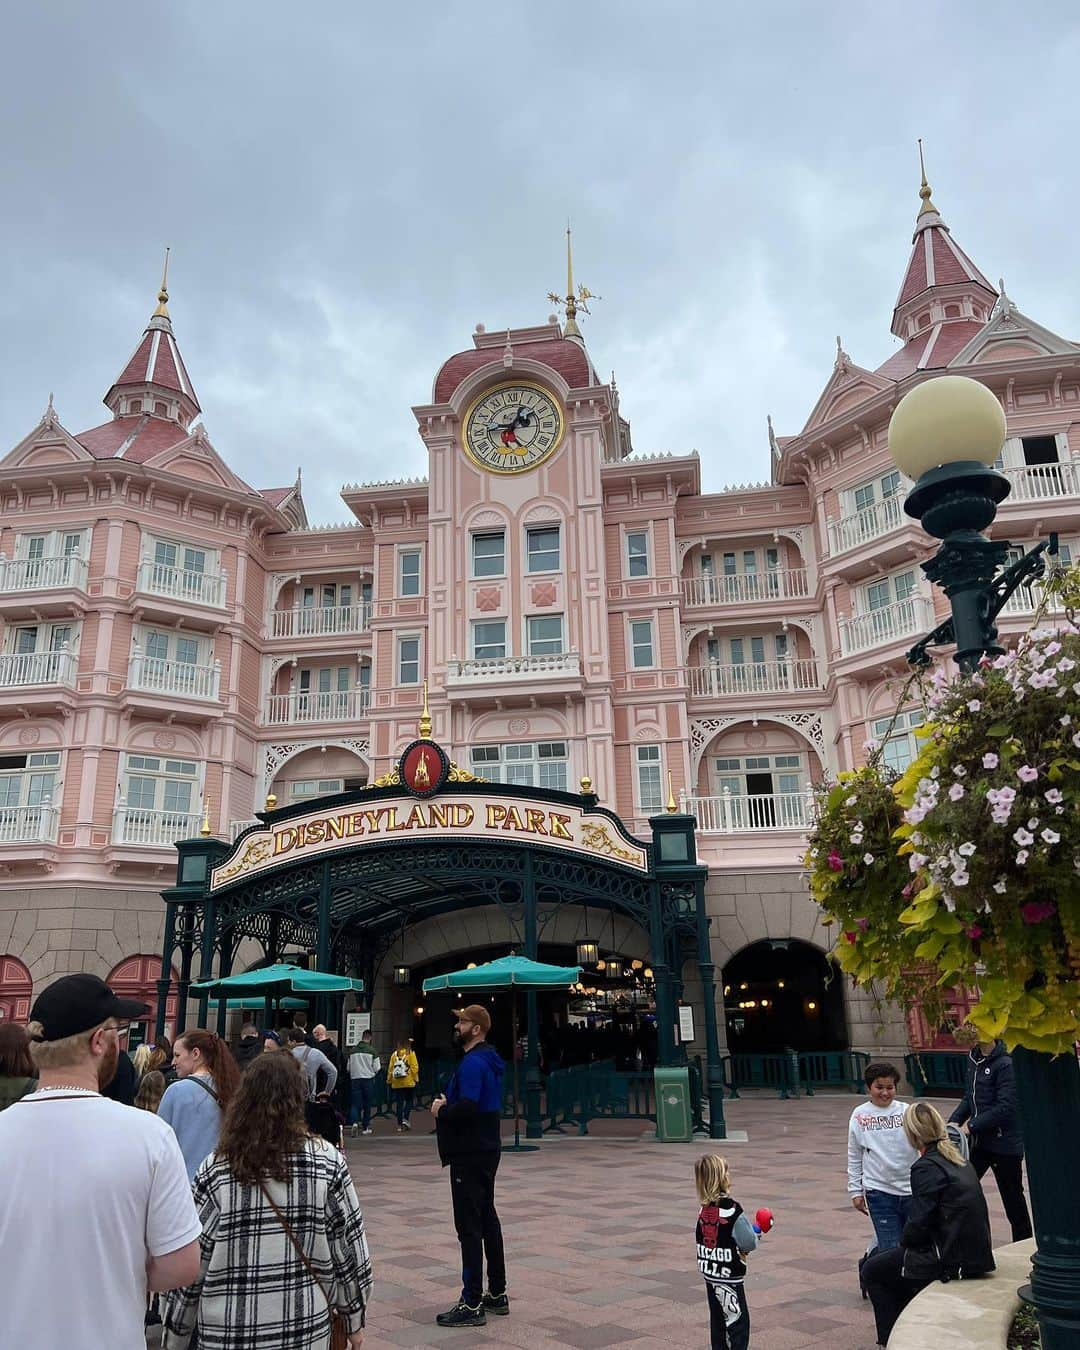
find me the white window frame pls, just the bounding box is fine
[526,614,564,657]
[397,547,423,599]
[625,528,651,579]
[635,744,664,814]
[471,530,506,579]
[397,633,421,686]
[5,620,78,656]
[856,566,919,614]
[872,709,926,774]
[120,754,203,818]
[629,618,655,669]
[14,528,89,562]
[470,741,569,790]
[290,778,345,800]
[525,525,561,574]
[847,470,902,516]
[0,751,62,812]
[471,620,507,660]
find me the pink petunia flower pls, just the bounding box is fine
[1017,766,1039,783]
[827,850,843,872]
[1020,899,1057,925]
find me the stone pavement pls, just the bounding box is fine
[148,1093,1018,1349]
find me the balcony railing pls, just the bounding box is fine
[230,818,260,840]
[0,648,77,689]
[681,569,809,607]
[112,806,202,847]
[828,495,904,555]
[136,560,227,608]
[128,654,222,701]
[1002,461,1080,502]
[683,790,812,833]
[838,595,936,656]
[265,688,371,725]
[0,803,59,844]
[270,603,372,639]
[446,652,582,685]
[0,554,88,593]
[686,658,822,697]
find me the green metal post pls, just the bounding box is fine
[195,897,217,1029]
[215,935,235,1036]
[522,857,542,1140]
[175,913,195,1035]
[693,878,726,1139]
[316,864,333,1028]
[649,881,676,1066]
[1013,1047,1080,1349]
[155,901,177,1044]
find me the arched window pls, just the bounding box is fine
[107,954,178,1048]
[0,955,33,1024]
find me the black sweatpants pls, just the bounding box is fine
[450,1152,506,1307]
[861,1247,930,1346]
[706,1280,750,1350]
[971,1147,1033,1243]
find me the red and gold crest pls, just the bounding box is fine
[399,739,450,798]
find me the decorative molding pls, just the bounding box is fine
[523,504,561,522]
[260,738,371,799]
[689,711,826,774]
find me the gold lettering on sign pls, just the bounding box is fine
[548,812,574,840]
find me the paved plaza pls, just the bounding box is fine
[147,1092,1016,1349]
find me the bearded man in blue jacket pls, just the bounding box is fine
[431,1003,508,1327]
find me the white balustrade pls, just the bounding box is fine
[128,654,221,701]
[270,603,372,638]
[828,495,905,555]
[0,802,59,844]
[265,688,371,725]
[838,595,936,656]
[230,818,260,840]
[681,569,809,607]
[112,806,203,846]
[446,652,582,684]
[1002,461,1080,502]
[686,658,822,697]
[682,790,812,832]
[0,647,77,688]
[0,554,88,593]
[137,560,226,607]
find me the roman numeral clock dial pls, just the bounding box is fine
[461,381,566,474]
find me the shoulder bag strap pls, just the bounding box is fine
[187,1075,221,1106]
[257,1180,334,1314]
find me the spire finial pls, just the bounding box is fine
[547,222,599,340]
[666,771,677,814]
[200,795,211,837]
[418,679,432,740]
[917,139,938,217]
[153,246,171,317]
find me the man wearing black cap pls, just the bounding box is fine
[430,1003,508,1327]
[0,973,202,1349]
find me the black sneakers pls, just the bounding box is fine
[435,1301,486,1327]
[483,1292,510,1316]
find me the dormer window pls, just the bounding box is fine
[917,312,931,330]
[154,400,168,416]
[129,399,142,414]
[944,304,961,318]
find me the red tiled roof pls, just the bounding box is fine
[433,338,594,404]
[898,235,929,307]
[876,320,985,380]
[258,486,293,506]
[75,415,189,461]
[110,322,200,410]
[115,333,154,387]
[896,219,995,312]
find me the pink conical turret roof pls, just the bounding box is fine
[103,254,201,424]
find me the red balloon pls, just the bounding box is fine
[755,1207,774,1234]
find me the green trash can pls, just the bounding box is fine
[654,1067,693,1142]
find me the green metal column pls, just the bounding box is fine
[522,857,542,1139]
[693,877,726,1139]
[195,897,218,1029]
[1013,1046,1080,1349]
[649,880,676,1066]
[175,915,195,1036]
[214,934,235,1036]
[154,901,177,1044]
[316,863,333,1027]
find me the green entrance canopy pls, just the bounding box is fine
[192,963,364,996]
[422,954,581,993]
[423,954,581,1153]
[210,996,307,1010]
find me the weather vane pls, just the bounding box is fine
[547,224,600,338]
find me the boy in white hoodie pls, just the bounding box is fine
[847,1061,919,1251]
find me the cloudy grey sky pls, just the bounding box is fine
[2,3,1077,523]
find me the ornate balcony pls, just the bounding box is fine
[445,652,583,703]
[0,648,77,689]
[128,653,222,702]
[685,658,822,698]
[828,496,904,556]
[265,688,371,726]
[683,790,811,833]
[269,603,372,639]
[111,806,202,847]
[0,803,59,844]
[0,554,88,595]
[681,569,809,607]
[1002,461,1080,502]
[230,818,260,840]
[838,595,936,657]
[136,560,227,609]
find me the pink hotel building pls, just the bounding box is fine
[1,176,1077,1059]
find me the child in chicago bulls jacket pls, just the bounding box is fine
[695,1154,758,1350]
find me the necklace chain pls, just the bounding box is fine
[35,1084,100,1094]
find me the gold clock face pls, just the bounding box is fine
[461,381,565,474]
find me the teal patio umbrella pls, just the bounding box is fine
[193,963,364,1034]
[423,954,581,1152]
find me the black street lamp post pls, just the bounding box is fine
[889,375,1080,1350]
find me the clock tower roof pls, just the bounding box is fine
[433,322,597,404]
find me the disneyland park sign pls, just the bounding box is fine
[210,740,649,891]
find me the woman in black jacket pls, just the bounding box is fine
[862,1101,995,1346]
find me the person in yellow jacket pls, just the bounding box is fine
[387,1037,419,1132]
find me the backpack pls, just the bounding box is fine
[946,1121,970,1163]
[391,1052,409,1080]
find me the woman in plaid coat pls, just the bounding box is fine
[163,1052,372,1349]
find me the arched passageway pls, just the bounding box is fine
[722,938,846,1054]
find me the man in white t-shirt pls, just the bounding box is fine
[0,973,202,1349]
